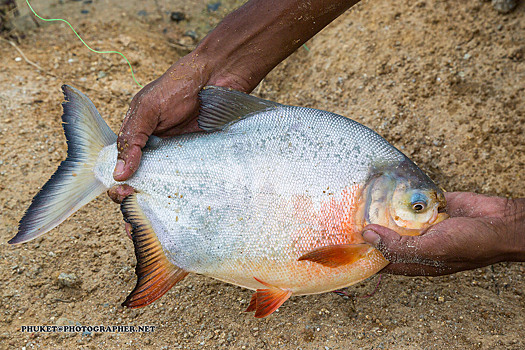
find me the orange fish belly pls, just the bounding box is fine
[209,185,388,294]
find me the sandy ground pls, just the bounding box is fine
[0,0,524,349]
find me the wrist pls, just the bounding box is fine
[195,18,272,93]
[195,0,360,94]
[195,38,262,93]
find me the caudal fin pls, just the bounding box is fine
[8,85,116,244]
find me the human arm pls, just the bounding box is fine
[362,192,525,276]
[112,0,361,185]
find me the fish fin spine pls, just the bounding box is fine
[297,244,370,268]
[9,85,116,244]
[198,86,281,131]
[245,277,292,318]
[121,194,188,308]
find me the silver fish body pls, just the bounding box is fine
[11,86,447,317]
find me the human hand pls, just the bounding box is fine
[362,192,525,276]
[108,52,209,203]
[107,52,257,204]
[112,51,254,181]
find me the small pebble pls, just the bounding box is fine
[15,57,22,62]
[492,0,517,13]
[207,2,221,12]
[97,71,107,79]
[170,11,186,23]
[58,272,79,287]
[56,317,76,326]
[184,30,198,40]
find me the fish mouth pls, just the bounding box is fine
[427,200,449,225]
[431,193,449,224]
[429,211,449,225]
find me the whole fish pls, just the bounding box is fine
[10,85,448,318]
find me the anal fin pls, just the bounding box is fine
[245,293,257,313]
[245,278,292,318]
[121,194,188,308]
[297,244,370,268]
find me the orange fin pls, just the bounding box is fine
[245,293,257,312]
[245,277,292,318]
[121,194,188,308]
[297,243,370,268]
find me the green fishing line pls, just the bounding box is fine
[25,0,143,88]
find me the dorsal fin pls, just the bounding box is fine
[121,194,188,308]
[198,86,281,131]
[144,135,163,150]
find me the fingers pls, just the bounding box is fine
[381,262,453,276]
[362,224,453,276]
[362,225,433,264]
[154,117,202,137]
[107,184,135,204]
[445,192,510,218]
[114,87,160,181]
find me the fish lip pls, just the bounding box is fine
[427,211,449,227]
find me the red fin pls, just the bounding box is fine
[297,244,370,268]
[245,277,292,318]
[245,293,257,312]
[121,194,188,308]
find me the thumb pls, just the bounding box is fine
[114,92,159,181]
[362,224,425,263]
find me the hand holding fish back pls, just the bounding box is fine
[363,192,525,275]
[111,0,360,185]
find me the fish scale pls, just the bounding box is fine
[10,85,447,318]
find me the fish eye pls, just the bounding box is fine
[410,192,428,213]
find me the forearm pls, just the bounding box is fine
[195,0,360,91]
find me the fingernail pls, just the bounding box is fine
[114,159,125,178]
[362,230,381,246]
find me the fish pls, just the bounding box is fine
[9,85,448,318]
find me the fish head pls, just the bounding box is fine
[361,159,448,236]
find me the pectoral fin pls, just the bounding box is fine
[298,244,370,268]
[121,194,188,308]
[245,278,292,318]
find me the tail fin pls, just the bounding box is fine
[8,85,116,244]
